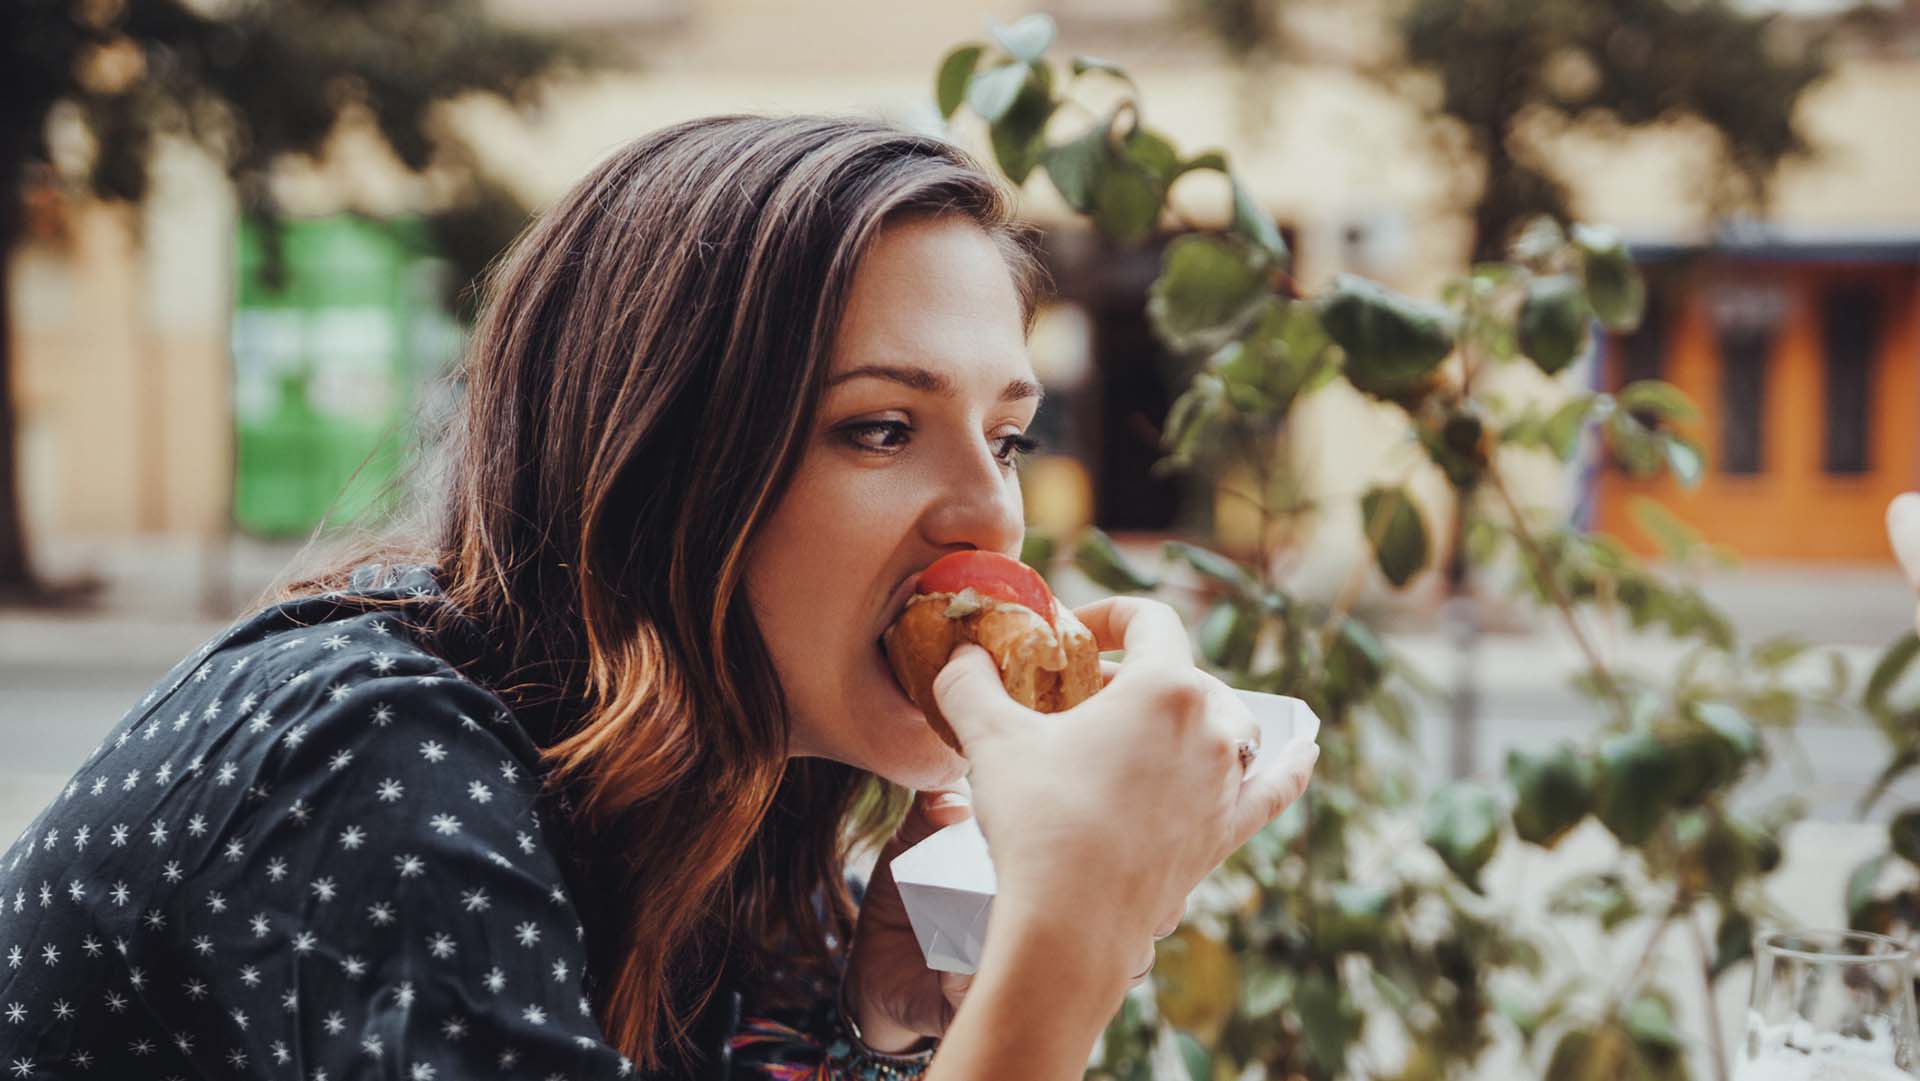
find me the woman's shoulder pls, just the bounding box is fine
[3,563,541,874]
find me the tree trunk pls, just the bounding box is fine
[0,164,35,596]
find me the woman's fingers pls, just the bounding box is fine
[1151,901,1186,941]
[932,644,1034,751]
[1226,738,1320,852]
[1071,597,1193,667]
[919,780,973,830]
[1124,939,1157,990]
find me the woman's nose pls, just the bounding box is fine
[920,442,1025,555]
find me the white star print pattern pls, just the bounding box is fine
[0,566,785,1079]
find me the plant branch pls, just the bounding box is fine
[1611,899,1681,1011]
[1487,461,1624,704]
[1686,908,1732,1081]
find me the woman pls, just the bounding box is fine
[0,115,1318,1080]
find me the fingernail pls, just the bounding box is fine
[928,793,971,812]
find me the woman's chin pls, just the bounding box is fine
[865,651,968,787]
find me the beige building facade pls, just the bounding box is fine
[11,1,1920,575]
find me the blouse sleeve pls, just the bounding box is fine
[150,667,642,1080]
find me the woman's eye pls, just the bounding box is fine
[841,421,912,453]
[994,433,1043,466]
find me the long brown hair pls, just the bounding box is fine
[282,115,1047,1068]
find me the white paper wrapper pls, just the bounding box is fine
[891,690,1322,975]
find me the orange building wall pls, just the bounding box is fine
[1595,265,1920,563]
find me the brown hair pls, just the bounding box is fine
[283,114,1047,1069]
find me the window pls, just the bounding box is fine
[1613,287,1669,429]
[1708,279,1787,476]
[1820,284,1882,475]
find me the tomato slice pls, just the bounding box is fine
[915,551,1055,622]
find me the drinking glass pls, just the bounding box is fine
[1738,928,1920,1080]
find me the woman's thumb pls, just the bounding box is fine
[932,644,1025,749]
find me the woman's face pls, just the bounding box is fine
[745,216,1040,791]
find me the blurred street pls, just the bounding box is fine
[6,536,1914,846]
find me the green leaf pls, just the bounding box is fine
[1072,528,1161,593]
[1605,409,1667,476]
[1039,119,1112,213]
[1891,808,1920,866]
[1019,529,1056,581]
[1294,973,1359,1073]
[1146,235,1269,354]
[1518,273,1592,375]
[1630,496,1700,561]
[1092,164,1162,245]
[935,45,984,119]
[1622,992,1682,1053]
[1664,435,1704,488]
[1163,540,1255,592]
[1866,632,1920,711]
[985,66,1056,185]
[1230,174,1288,262]
[1122,127,1182,184]
[1158,374,1234,473]
[1240,966,1293,1017]
[1175,1031,1211,1081]
[1180,150,1229,175]
[1712,909,1754,981]
[1543,392,1603,460]
[1319,881,1392,952]
[965,61,1028,123]
[1547,871,1640,931]
[1617,379,1698,422]
[1507,744,1595,847]
[1423,782,1502,890]
[1197,601,1259,671]
[1212,298,1330,416]
[1847,853,1890,926]
[1573,223,1647,331]
[1360,486,1429,589]
[1595,731,1675,845]
[1315,274,1456,399]
[989,13,1056,62]
[1695,702,1762,765]
[1327,619,1388,701]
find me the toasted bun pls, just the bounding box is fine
[883,592,1100,751]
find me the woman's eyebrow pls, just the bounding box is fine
[827,364,1044,404]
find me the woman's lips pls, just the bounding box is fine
[877,572,923,640]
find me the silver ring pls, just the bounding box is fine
[1233,738,1259,771]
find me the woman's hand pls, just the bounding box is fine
[845,782,1175,1051]
[934,596,1319,954]
[843,786,973,1051]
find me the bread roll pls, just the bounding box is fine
[883,589,1100,751]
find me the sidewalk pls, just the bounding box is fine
[5,536,1915,840]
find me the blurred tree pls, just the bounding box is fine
[1181,0,1835,260]
[0,0,603,600]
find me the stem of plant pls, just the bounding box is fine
[1686,907,1732,1081]
[1487,461,1625,703]
[1613,899,1681,1011]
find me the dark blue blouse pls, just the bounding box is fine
[0,565,868,1080]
